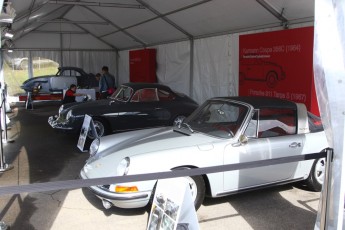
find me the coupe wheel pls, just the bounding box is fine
[306,158,325,192]
[185,175,206,210]
[173,115,186,126]
[266,71,278,88]
[20,60,29,70]
[87,118,110,139]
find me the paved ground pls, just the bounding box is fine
[0,101,322,230]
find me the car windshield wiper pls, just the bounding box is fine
[181,122,194,133]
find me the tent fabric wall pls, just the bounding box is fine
[118,50,129,87]
[193,35,236,104]
[154,41,190,96]
[61,51,116,75]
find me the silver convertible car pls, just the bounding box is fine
[80,96,328,210]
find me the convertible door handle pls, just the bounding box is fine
[154,107,162,110]
[289,142,301,148]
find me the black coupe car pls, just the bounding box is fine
[48,82,199,137]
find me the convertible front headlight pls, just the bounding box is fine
[89,138,100,157]
[117,157,130,176]
[66,110,73,120]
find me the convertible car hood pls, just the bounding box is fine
[89,127,217,163]
[84,127,219,178]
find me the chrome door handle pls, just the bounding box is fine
[289,142,301,148]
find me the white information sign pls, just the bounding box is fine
[147,178,200,230]
[77,114,98,152]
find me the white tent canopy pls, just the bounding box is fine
[10,0,314,51]
[2,0,315,103]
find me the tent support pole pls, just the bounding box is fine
[189,39,194,98]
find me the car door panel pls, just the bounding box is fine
[223,134,305,191]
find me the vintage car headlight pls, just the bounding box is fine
[58,105,64,115]
[89,138,100,157]
[66,110,73,120]
[117,157,130,176]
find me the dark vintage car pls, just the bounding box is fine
[48,82,199,137]
[21,66,99,93]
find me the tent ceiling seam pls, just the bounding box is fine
[136,0,193,39]
[256,0,288,27]
[82,6,146,47]
[18,0,37,38]
[13,5,73,42]
[38,19,109,25]
[99,0,212,39]
[117,19,313,51]
[14,0,49,22]
[70,20,118,51]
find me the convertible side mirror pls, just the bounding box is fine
[232,134,248,147]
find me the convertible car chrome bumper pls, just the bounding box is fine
[48,115,74,131]
[80,169,151,209]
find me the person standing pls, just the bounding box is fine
[99,66,116,99]
[62,84,85,104]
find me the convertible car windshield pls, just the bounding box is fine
[181,100,249,138]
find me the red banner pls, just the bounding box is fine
[239,27,318,115]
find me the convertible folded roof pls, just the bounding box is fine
[211,96,297,110]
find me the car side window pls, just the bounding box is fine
[133,88,158,102]
[158,89,175,101]
[59,69,70,76]
[257,108,297,138]
[131,91,140,102]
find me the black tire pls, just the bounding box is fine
[266,71,278,88]
[306,158,325,192]
[88,118,110,139]
[185,175,206,210]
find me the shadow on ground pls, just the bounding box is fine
[0,101,89,229]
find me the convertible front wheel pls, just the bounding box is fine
[185,175,206,210]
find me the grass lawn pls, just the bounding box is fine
[4,63,59,96]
